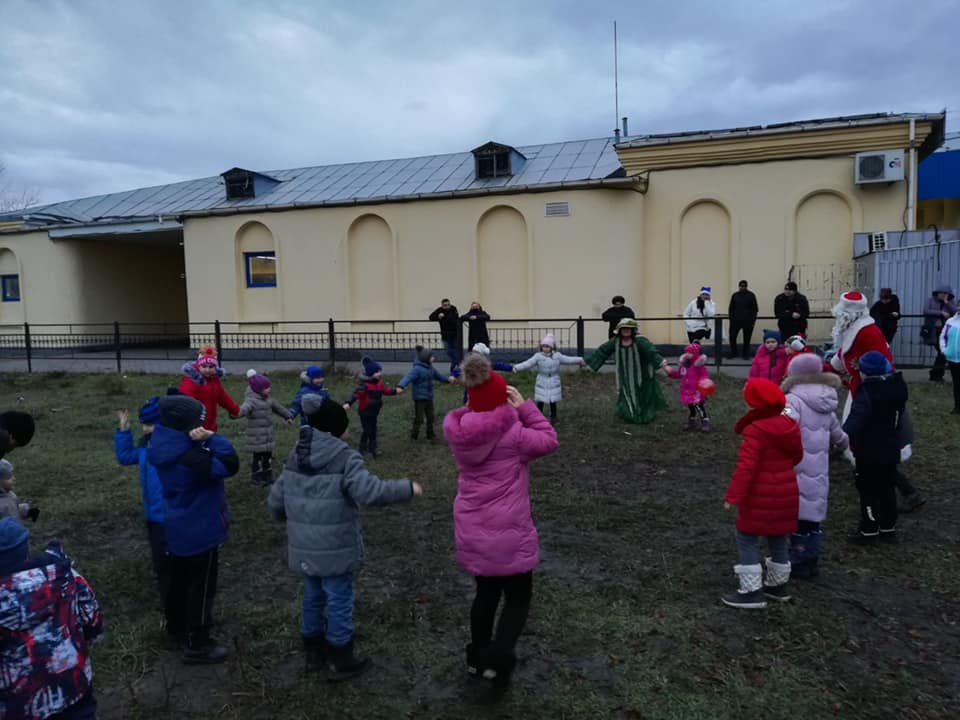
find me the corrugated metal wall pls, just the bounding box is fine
[856,234,960,366]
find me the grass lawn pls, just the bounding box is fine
[2,368,958,720]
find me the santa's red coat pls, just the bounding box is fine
[830,317,894,397]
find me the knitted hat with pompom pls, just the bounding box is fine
[246,369,271,394]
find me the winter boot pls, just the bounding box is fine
[762,558,792,602]
[879,527,899,544]
[721,564,766,609]
[326,638,371,682]
[685,417,697,432]
[181,629,228,665]
[465,643,487,679]
[700,418,712,433]
[303,635,327,674]
[848,529,879,546]
[481,649,517,688]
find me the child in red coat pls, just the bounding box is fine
[723,378,804,610]
[749,330,788,385]
[178,346,241,432]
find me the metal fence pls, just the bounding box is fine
[0,314,943,373]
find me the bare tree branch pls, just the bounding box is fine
[0,162,41,213]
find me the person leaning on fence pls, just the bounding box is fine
[774,282,810,340]
[601,295,635,339]
[682,287,716,344]
[461,301,491,349]
[870,288,901,343]
[727,280,759,360]
[429,299,462,372]
[398,346,456,441]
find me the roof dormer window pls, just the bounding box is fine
[471,142,525,180]
[220,167,281,201]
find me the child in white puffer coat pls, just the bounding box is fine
[512,334,585,423]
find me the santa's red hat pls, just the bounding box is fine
[835,291,869,314]
[743,378,786,410]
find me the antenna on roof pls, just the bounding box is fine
[613,20,620,142]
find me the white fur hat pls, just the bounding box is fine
[835,290,868,314]
[471,343,491,356]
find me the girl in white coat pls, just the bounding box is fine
[683,287,717,344]
[513,334,585,422]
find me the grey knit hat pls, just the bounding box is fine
[158,396,206,432]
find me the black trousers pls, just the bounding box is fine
[950,362,960,408]
[931,351,947,380]
[146,521,172,609]
[687,329,710,344]
[359,410,379,453]
[251,451,273,473]
[855,464,898,533]
[412,400,435,438]
[471,572,533,654]
[687,402,707,418]
[166,547,219,638]
[728,321,755,357]
[536,401,558,419]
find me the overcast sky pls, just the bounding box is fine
[2,0,957,205]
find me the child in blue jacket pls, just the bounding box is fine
[290,365,330,420]
[148,396,239,665]
[398,346,456,440]
[115,398,170,607]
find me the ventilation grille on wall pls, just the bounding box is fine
[544,201,570,217]
[868,232,887,252]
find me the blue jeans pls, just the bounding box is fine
[302,572,354,647]
[736,531,789,565]
[442,339,462,371]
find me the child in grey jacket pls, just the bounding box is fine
[268,395,422,682]
[0,459,38,523]
[240,370,293,486]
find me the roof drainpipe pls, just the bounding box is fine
[907,117,916,231]
[622,117,629,138]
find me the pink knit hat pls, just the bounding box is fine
[540,334,556,349]
[196,345,219,368]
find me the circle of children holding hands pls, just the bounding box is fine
[0,287,942,716]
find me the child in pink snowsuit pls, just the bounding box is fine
[750,330,788,386]
[669,343,712,432]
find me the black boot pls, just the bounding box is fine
[482,649,517,688]
[327,638,371,682]
[182,628,228,665]
[303,635,327,674]
[465,643,487,679]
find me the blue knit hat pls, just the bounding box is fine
[306,365,325,380]
[859,351,892,376]
[361,356,382,376]
[139,397,161,425]
[762,329,782,343]
[0,517,29,576]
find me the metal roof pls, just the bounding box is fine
[4,137,624,231]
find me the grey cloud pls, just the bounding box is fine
[1,0,956,204]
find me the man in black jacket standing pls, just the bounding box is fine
[601,296,636,338]
[727,280,759,360]
[429,299,461,372]
[460,301,491,349]
[774,282,810,340]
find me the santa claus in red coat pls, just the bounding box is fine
[828,291,894,420]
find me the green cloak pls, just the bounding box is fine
[587,336,667,424]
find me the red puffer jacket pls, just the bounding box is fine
[178,363,241,432]
[725,412,804,536]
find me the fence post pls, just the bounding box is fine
[577,316,585,357]
[114,321,122,373]
[457,320,465,367]
[23,322,32,374]
[714,316,723,370]
[214,320,223,365]
[328,318,336,369]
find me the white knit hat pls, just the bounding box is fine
[836,290,869,314]
[540,334,556,348]
[471,343,491,356]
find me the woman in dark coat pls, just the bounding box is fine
[461,301,491,349]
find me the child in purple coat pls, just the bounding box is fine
[668,343,712,432]
[444,353,558,688]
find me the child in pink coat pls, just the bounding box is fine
[669,343,712,432]
[749,330,788,386]
[443,353,559,688]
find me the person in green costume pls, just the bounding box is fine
[587,318,672,424]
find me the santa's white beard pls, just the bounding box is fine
[831,306,868,349]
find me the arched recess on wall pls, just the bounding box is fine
[477,206,529,317]
[793,190,854,268]
[347,214,395,320]
[678,200,731,312]
[235,220,279,322]
[0,248,24,324]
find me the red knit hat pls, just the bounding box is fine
[743,378,785,410]
[468,371,508,412]
[196,345,219,368]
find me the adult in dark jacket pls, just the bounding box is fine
[923,284,956,381]
[842,352,907,544]
[774,282,810,340]
[0,411,34,461]
[460,301,491,349]
[429,299,462,371]
[728,280,759,359]
[148,396,240,665]
[601,296,636,338]
[870,288,901,343]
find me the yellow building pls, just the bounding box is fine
[0,112,945,350]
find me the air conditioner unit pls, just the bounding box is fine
[868,232,887,252]
[855,149,905,184]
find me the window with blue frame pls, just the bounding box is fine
[1,274,20,302]
[244,252,277,288]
